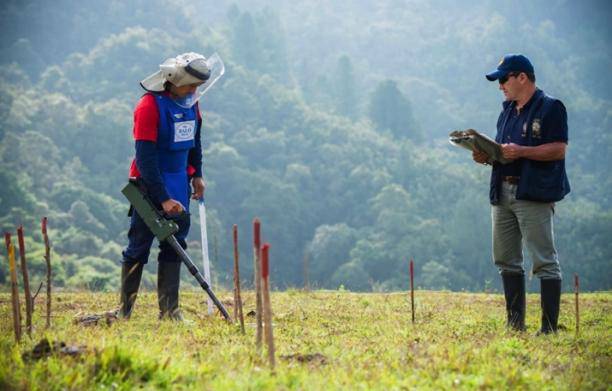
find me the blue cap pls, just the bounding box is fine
[486,54,534,81]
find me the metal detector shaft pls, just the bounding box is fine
[166,235,232,321]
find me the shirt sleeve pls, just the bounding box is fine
[133,94,159,142]
[135,140,170,204]
[187,109,203,178]
[542,100,568,143]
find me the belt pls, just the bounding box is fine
[502,176,520,185]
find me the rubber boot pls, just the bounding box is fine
[119,262,144,319]
[539,278,561,334]
[158,261,184,321]
[501,273,526,331]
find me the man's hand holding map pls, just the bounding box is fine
[449,129,512,165]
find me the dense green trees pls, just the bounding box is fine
[0,0,610,292]
[368,80,420,141]
[333,55,358,119]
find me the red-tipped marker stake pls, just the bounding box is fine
[410,258,415,324]
[574,274,580,335]
[17,226,33,336]
[233,225,245,334]
[261,244,269,280]
[253,218,263,352]
[42,217,52,328]
[261,243,275,369]
[5,233,22,342]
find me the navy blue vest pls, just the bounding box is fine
[153,93,198,210]
[490,89,570,204]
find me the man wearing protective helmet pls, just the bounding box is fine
[119,52,223,321]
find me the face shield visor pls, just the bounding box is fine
[185,53,225,108]
[140,52,225,109]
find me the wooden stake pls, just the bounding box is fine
[410,258,415,324]
[233,227,238,322]
[5,233,22,342]
[253,218,263,352]
[574,273,580,335]
[42,217,52,329]
[233,225,245,334]
[261,243,275,369]
[17,226,33,336]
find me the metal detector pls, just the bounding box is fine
[121,180,231,321]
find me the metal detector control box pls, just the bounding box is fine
[121,181,178,241]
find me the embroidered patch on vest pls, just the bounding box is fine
[174,120,195,142]
[532,119,542,138]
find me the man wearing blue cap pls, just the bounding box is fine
[473,54,570,334]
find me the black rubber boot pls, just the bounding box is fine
[119,262,144,319]
[539,278,561,334]
[501,273,526,331]
[158,261,183,321]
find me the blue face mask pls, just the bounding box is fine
[173,92,197,108]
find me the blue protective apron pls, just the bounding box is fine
[154,94,198,211]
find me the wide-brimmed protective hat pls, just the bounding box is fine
[140,52,225,108]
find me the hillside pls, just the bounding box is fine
[0,0,611,292]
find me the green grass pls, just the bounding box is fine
[1,290,610,390]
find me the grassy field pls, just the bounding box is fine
[0,289,610,390]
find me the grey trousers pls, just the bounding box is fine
[492,182,562,280]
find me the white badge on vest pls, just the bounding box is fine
[174,120,195,142]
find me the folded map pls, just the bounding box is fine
[448,129,512,165]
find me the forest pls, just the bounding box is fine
[0,0,610,293]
